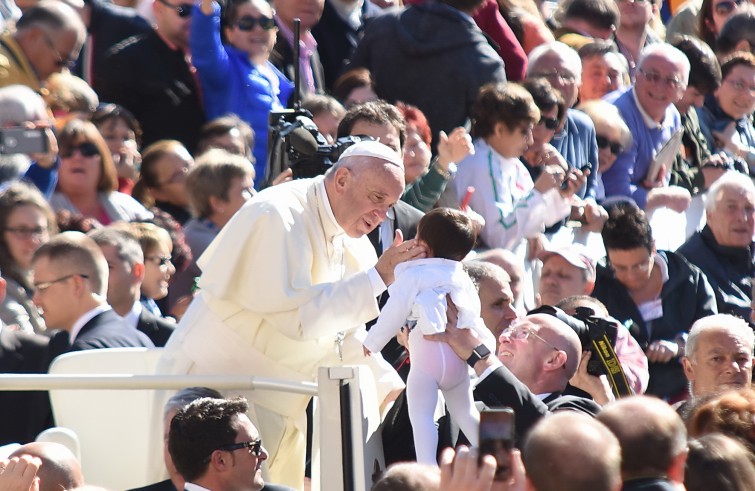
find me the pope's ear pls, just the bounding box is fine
[333,166,351,191]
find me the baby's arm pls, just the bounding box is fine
[362,274,418,354]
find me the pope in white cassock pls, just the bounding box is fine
[151,141,426,489]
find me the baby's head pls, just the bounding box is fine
[416,208,476,261]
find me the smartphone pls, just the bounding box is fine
[0,127,48,155]
[478,408,515,481]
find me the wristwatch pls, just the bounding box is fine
[466,343,491,368]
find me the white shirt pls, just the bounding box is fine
[454,139,571,250]
[120,301,143,330]
[185,483,212,491]
[69,304,112,343]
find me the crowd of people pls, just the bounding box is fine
[0,0,755,489]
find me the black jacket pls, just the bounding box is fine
[136,308,176,348]
[0,330,53,445]
[96,29,205,153]
[351,3,506,147]
[311,0,381,90]
[677,225,755,324]
[50,309,154,360]
[592,251,717,398]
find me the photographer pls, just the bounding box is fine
[0,85,59,195]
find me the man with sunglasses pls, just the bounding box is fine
[168,397,269,491]
[603,43,693,212]
[0,0,85,91]
[96,0,205,153]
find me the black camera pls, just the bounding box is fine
[529,305,632,397]
[265,109,373,184]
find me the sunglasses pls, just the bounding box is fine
[156,0,192,18]
[60,142,99,158]
[596,135,623,155]
[714,0,742,16]
[538,117,559,130]
[235,15,276,31]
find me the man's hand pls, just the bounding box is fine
[375,230,427,285]
[559,167,587,199]
[437,127,474,170]
[424,298,480,361]
[646,340,679,363]
[569,351,615,406]
[439,446,495,491]
[646,186,691,213]
[580,200,608,233]
[0,456,41,491]
[29,125,58,169]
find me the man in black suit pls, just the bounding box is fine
[428,311,600,444]
[89,228,175,347]
[31,231,153,359]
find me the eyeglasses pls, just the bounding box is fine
[724,78,755,94]
[596,135,624,155]
[530,71,577,85]
[40,30,77,69]
[538,117,559,131]
[501,324,561,352]
[714,0,743,16]
[146,255,173,267]
[34,274,88,293]
[204,439,263,463]
[4,226,48,239]
[637,68,683,89]
[156,0,192,18]
[60,142,100,158]
[235,15,276,31]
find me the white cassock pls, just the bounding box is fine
[151,176,404,489]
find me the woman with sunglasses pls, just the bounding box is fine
[0,182,56,334]
[577,100,632,202]
[49,119,152,225]
[191,0,293,188]
[91,103,143,195]
[521,78,567,182]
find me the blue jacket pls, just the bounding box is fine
[191,3,294,187]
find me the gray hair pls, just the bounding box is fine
[88,228,144,267]
[704,171,755,213]
[464,260,510,291]
[0,85,49,125]
[527,41,583,82]
[686,314,755,359]
[638,43,691,86]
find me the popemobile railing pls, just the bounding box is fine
[0,349,384,491]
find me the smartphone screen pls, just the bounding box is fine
[478,408,515,481]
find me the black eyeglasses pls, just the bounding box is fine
[40,30,77,69]
[60,142,100,158]
[596,135,623,155]
[235,15,276,31]
[156,0,192,18]
[206,439,262,463]
[538,117,559,131]
[33,274,89,293]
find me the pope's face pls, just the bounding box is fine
[331,158,404,238]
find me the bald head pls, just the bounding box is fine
[475,248,526,304]
[10,442,83,491]
[498,314,582,393]
[524,412,621,491]
[597,396,687,480]
[372,462,440,491]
